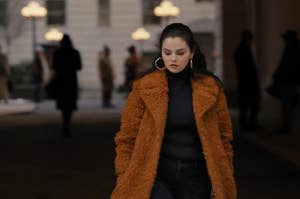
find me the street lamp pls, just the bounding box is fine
[154,0,180,25]
[45,28,63,42]
[44,28,63,80]
[21,1,47,59]
[131,27,151,57]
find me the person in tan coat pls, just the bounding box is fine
[111,23,236,199]
[99,46,115,108]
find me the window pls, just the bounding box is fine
[0,0,7,27]
[143,0,160,25]
[46,0,66,25]
[98,0,110,26]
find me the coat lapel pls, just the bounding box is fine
[191,77,219,119]
[138,71,219,128]
[139,71,168,128]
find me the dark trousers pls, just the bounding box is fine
[238,93,260,129]
[61,110,73,137]
[151,155,211,199]
[102,88,112,107]
[280,92,299,133]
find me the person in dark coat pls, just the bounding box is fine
[268,30,300,135]
[52,34,82,137]
[234,30,261,130]
[0,45,9,103]
[123,45,140,92]
[98,46,115,108]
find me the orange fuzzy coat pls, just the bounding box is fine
[111,70,237,199]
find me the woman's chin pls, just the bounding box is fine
[167,67,184,74]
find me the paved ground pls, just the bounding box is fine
[234,137,300,199]
[0,91,299,199]
[232,94,300,168]
[0,102,121,199]
[1,113,300,199]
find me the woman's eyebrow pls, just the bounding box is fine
[162,48,186,51]
[176,48,185,52]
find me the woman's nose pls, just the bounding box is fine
[171,54,176,61]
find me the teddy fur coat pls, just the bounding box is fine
[111,70,237,199]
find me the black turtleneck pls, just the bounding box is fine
[161,67,203,160]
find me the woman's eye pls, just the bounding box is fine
[177,52,184,56]
[164,51,171,55]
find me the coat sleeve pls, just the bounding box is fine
[216,89,234,170]
[114,82,145,177]
[75,50,82,70]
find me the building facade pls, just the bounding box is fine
[0,0,216,90]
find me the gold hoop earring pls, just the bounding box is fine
[190,59,193,69]
[154,57,165,71]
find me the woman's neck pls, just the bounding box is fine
[166,66,191,82]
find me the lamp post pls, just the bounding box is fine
[44,28,63,77]
[21,1,47,59]
[131,27,151,58]
[154,0,180,25]
[45,28,63,42]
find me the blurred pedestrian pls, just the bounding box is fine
[267,30,300,135]
[0,45,9,103]
[31,47,50,102]
[52,34,82,137]
[234,29,261,131]
[98,45,115,108]
[123,45,140,92]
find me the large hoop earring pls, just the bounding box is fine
[154,57,165,71]
[190,59,193,69]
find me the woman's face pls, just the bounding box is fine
[161,36,193,73]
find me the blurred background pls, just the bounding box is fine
[0,0,299,198]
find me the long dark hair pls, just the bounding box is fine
[60,34,74,49]
[152,23,221,82]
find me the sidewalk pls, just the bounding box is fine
[0,89,126,115]
[0,99,35,116]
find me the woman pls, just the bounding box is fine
[52,34,82,137]
[111,23,236,199]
